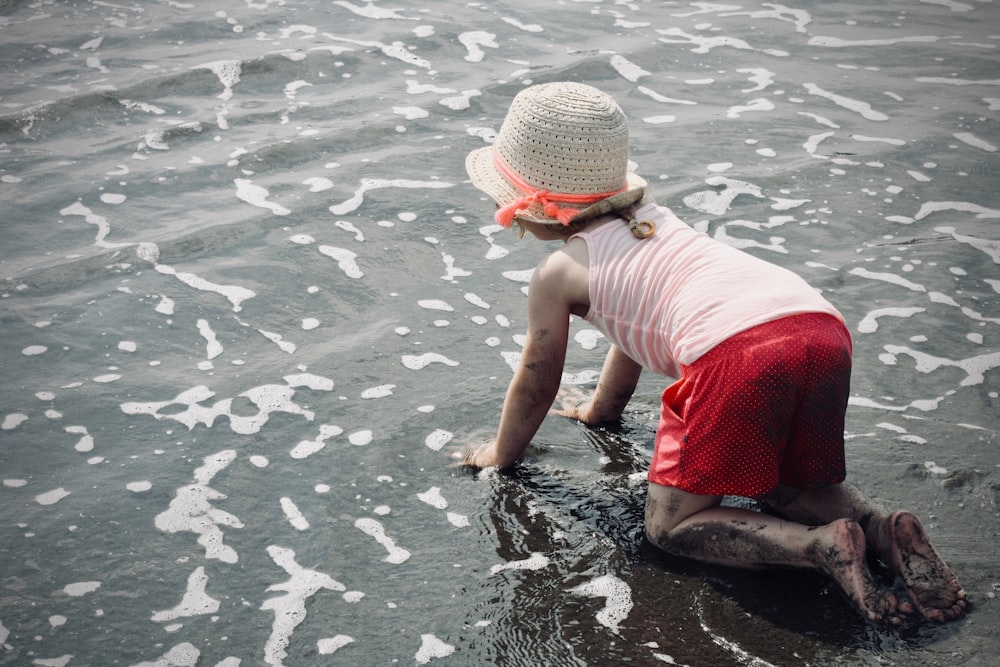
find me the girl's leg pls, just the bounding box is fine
[760,483,967,623]
[644,481,899,624]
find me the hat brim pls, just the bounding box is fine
[466,145,647,225]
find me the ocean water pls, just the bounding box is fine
[1,0,998,665]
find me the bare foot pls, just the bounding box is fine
[814,519,900,624]
[885,511,967,623]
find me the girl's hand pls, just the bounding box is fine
[550,386,592,422]
[450,439,499,469]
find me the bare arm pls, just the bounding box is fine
[464,253,573,468]
[555,344,642,425]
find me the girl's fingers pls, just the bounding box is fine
[555,385,589,408]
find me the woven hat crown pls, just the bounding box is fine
[495,82,629,195]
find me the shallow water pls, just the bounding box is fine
[1,0,998,665]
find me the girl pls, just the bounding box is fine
[462,81,965,625]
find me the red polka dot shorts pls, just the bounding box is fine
[648,312,852,497]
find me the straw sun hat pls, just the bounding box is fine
[466,81,647,227]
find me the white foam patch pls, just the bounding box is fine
[63,581,101,596]
[464,292,490,309]
[196,59,241,100]
[155,295,176,315]
[155,264,255,312]
[739,67,775,92]
[154,450,243,563]
[417,487,448,509]
[303,177,333,192]
[262,545,346,667]
[849,267,926,292]
[569,574,633,634]
[810,34,939,48]
[23,345,48,356]
[501,351,520,373]
[59,201,132,249]
[2,413,28,430]
[35,487,71,505]
[574,329,605,350]
[442,252,473,280]
[415,634,456,664]
[291,424,343,458]
[133,643,200,667]
[402,353,460,370]
[328,178,452,215]
[318,635,355,654]
[151,567,220,622]
[318,245,363,278]
[127,481,152,493]
[418,299,453,311]
[953,132,997,152]
[327,35,430,68]
[281,497,310,530]
[458,31,497,62]
[656,27,789,57]
[335,220,364,241]
[284,373,335,391]
[121,380,325,435]
[770,197,809,210]
[727,97,775,118]
[490,552,550,575]
[406,80,456,95]
[197,319,223,360]
[349,430,373,446]
[804,131,835,157]
[424,429,452,451]
[611,54,650,82]
[857,307,926,333]
[355,518,411,563]
[393,105,428,120]
[852,134,906,146]
[361,384,395,398]
[915,202,1000,221]
[881,345,1000,387]
[803,83,888,121]
[440,90,482,111]
[233,178,290,215]
[502,16,543,32]
[66,425,94,452]
[643,115,677,124]
[638,85,698,106]
[683,177,764,215]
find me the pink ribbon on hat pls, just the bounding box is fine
[491,148,627,227]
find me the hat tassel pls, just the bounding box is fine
[495,192,580,228]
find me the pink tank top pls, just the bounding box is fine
[571,203,843,378]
